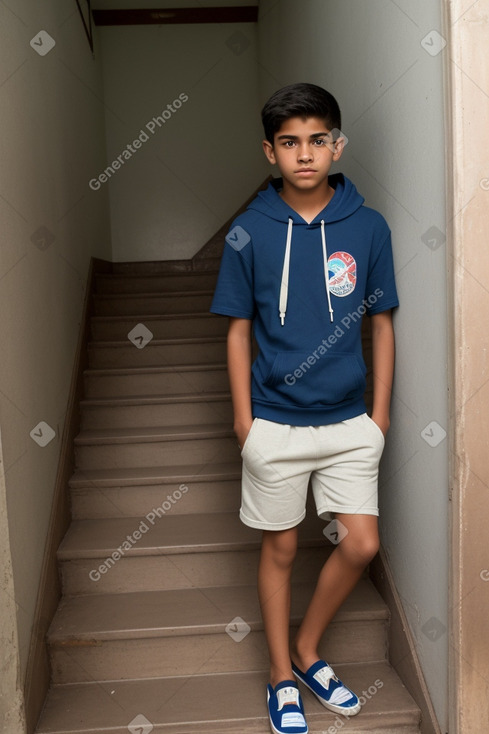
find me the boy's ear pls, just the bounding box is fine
[331,131,347,161]
[262,139,276,165]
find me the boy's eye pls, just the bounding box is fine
[280,138,333,148]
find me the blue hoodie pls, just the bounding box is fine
[210,174,399,426]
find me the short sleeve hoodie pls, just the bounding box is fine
[210,174,399,426]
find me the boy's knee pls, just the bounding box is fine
[262,528,298,568]
[341,530,379,567]
[358,534,380,564]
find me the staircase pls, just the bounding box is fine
[35,263,421,734]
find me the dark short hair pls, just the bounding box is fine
[261,82,341,144]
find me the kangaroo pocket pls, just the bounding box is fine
[262,350,366,408]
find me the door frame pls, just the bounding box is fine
[446,1,489,731]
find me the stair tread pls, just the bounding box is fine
[35,662,420,734]
[48,578,388,642]
[84,361,226,376]
[74,422,233,444]
[94,289,214,299]
[88,335,226,347]
[57,511,324,558]
[68,461,241,487]
[95,270,219,280]
[80,391,231,407]
[91,311,222,322]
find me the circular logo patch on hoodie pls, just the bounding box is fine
[327,251,357,297]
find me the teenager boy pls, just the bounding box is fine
[210,82,398,734]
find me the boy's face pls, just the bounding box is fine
[262,116,345,194]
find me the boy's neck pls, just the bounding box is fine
[279,180,335,223]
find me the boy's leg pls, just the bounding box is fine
[291,512,379,671]
[258,525,299,688]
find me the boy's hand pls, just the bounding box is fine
[234,419,254,450]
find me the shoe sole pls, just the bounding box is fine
[268,717,309,734]
[293,667,362,717]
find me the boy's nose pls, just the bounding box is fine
[298,146,313,161]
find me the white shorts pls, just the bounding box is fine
[240,413,384,530]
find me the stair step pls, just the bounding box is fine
[47,580,389,681]
[83,363,229,398]
[90,312,227,340]
[95,271,218,294]
[79,391,233,429]
[93,290,214,316]
[61,545,329,596]
[111,260,218,275]
[50,579,388,642]
[35,662,421,734]
[58,511,329,593]
[68,460,242,488]
[74,423,240,469]
[57,512,325,560]
[87,336,226,369]
[68,461,240,519]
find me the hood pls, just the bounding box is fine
[246,174,365,326]
[247,173,365,224]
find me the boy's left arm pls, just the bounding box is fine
[370,310,395,437]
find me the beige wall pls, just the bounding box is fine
[447,1,489,730]
[0,1,110,710]
[97,13,269,262]
[258,0,448,727]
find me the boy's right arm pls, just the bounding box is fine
[227,317,253,449]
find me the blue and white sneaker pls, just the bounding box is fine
[266,679,308,734]
[291,660,361,716]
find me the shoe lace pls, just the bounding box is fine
[314,665,337,690]
[277,686,300,710]
[314,665,354,705]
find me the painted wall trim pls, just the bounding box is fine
[93,7,258,26]
[370,548,441,734]
[0,429,26,733]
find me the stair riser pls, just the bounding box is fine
[50,619,388,683]
[60,547,328,595]
[70,479,240,518]
[83,368,229,398]
[80,399,233,429]
[131,723,420,734]
[88,340,226,369]
[96,273,218,294]
[91,315,227,341]
[111,259,222,274]
[75,437,240,469]
[65,723,421,734]
[93,293,213,316]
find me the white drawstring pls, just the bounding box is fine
[279,218,334,325]
[321,220,334,322]
[279,217,293,326]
